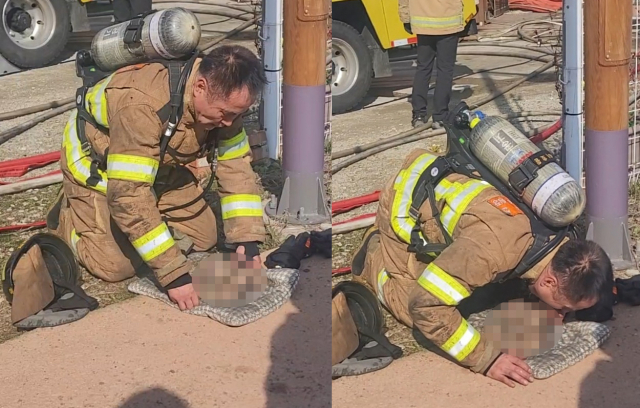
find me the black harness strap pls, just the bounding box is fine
[404,102,571,282]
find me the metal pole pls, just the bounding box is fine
[265,0,331,225]
[260,0,283,159]
[584,0,635,269]
[561,0,583,184]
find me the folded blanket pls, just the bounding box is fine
[467,310,611,379]
[127,268,299,327]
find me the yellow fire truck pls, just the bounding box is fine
[331,0,477,114]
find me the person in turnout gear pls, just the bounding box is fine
[46,45,268,312]
[351,147,614,388]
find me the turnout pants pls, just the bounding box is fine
[411,33,460,121]
[355,233,416,328]
[50,167,218,283]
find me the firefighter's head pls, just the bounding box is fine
[529,240,613,317]
[193,45,267,129]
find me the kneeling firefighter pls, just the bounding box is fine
[350,103,614,387]
[3,8,268,326]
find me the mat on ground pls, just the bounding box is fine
[128,267,299,327]
[467,309,611,379]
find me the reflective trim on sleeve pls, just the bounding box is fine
[62,109,108,194]
[439,180,491,236]
[220,194,263,219]
[417,263,470,306]
[377,268,390,307]
[390,152,438,243]
[106,154,159,184]
[442,319,481,362]
[132,223,175,262]
[218,129,250,161]
[84,73,114,128]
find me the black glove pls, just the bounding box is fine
[616,275,640,305]
[310,229,331,258]
[164,273,193,290]
[217,241,260,259]
[265,232,312,269]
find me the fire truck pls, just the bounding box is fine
[0,0,112,71]
[331,0,477,114]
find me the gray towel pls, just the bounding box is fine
[127,268,299,327]
[467,310,611,379]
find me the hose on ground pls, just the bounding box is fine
[0,103,75,147]
[0,97,75,122]
[332,111,560,160]
[331,119,556,174]
[198,17,259,53]
[153,0,255,14]
[332,59,556,163]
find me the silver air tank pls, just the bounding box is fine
[90,8,201,72]
[468,115,585,227]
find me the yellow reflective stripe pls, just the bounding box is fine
[220,194,263,219]
[439,180,491,235]
[62,109,108,194]
[441,319,481,362]
[132,223,175,262]
[411,14,463,29]
[377,268,390,307]
[218,129,250,161]
[70,229,80,256]
[390,153,438,243]
[417,263,470,306]
[106,154,159,184]
[84,73,114,128]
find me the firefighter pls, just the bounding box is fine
[399,0,478,129]
[46,45,268,312]
[350,148,614,388]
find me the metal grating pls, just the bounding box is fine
[490,0,509,17]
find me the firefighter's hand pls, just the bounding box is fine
[486,353,534,388]
[167,283,200,311]
[235,244,262,268]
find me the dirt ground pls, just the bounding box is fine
[331,10,640,401]
[0,30,329,345]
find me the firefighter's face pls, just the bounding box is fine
[192,76,254,129]
[529,265,598,317]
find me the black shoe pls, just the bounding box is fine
[432,120,444,130]
[411,115,428,128]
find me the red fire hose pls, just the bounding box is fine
[0,151,60,178]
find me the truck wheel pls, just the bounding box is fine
[332,20,373,114]
[0,0,71,69]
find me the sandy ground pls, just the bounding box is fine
[0,254,331,408]
[332,306,640,408]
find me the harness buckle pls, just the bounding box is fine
[123,17,145,45]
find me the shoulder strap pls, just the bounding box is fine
[157,52,200,164]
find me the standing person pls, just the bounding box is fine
[112,0,153,23]
[404,0,477,129]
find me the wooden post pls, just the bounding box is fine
[584,0,635,268]
[265,0,331,225]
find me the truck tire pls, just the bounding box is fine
[332,20,373,114]
[0,0,71,69]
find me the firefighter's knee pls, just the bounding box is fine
[77,239,137,283]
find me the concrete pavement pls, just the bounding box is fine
[0,255,331,408]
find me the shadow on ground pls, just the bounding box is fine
[118,388,190,408]
[265,255,332,408]
[579,304,640,408]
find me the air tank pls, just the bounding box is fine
[90,8,201,72]
[468,115,585,227]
